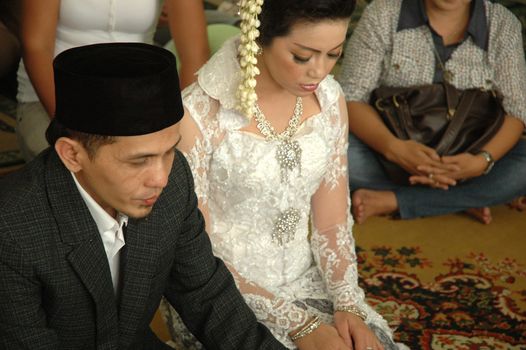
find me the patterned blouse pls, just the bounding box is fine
[337,0,526,125]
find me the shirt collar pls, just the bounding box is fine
[71,172,128,234]
[397,0,488,51]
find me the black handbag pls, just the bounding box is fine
[370,82,505,184]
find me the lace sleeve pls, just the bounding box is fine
[179,84,310,336]
[228,270,310,337]
[310,92,367,311]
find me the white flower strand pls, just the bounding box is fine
[236,0,263,118]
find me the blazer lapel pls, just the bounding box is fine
[45,151,119,344]
[117,216,159,348]
[67,241,120,343]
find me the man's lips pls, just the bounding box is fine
[141,195,159,206]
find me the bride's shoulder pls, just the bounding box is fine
[317,75,343,108]
[194,37,241,111]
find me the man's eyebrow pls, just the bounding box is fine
[126,135,182,160]
[293,40,346,53]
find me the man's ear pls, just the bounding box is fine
[55,137,86,172]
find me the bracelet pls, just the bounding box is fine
[289,316,321,341]
[335,305,367,321]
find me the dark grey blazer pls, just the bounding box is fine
[0,149,285,350]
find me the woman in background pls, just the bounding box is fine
[16,0,209,161]
[338,0,526,224]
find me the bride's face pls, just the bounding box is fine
[259,19,349,97]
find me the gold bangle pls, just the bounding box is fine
[289,316,321,341]
[335,305,367,321]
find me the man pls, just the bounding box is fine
[0,43,285,349]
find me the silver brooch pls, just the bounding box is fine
[272,208,300,246]
[276,140,302,183]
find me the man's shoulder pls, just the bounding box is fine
[0,152,51,227]
[171,149,191,178]
[157,150,193,207]
[0,158,45,204]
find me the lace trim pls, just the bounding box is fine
[322,102,348,190]
[183,138,209,203]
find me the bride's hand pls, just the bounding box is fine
[293,323,351,350]
[334,312,384,350]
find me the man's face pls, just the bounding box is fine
[74,123,181,219]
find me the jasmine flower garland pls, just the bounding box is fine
[236,0,263,118]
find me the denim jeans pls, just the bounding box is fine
[348,133,526,219]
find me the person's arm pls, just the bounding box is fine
[20,0,60,117]
[0,233,59,348]
[165,0,210,89]
[308,94,388,350]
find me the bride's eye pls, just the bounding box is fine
[293,54,311,64]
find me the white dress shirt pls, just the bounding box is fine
[71,173,128,294]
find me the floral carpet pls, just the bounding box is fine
[359,246,526,349]
[355,205,526,350]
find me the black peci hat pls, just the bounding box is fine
[52,42,184,136]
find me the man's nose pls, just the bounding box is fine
[146,161,170,189]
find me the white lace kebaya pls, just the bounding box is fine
[167,36,394,348]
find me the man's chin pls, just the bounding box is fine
[122,205,154,219]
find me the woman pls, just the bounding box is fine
[161,0,405,349]
[16,0,209,161]
[337,0,526,224]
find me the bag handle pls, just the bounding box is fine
[435,86,478,155]
[375,95,410,139]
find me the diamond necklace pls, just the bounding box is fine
[253,97,303,183]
